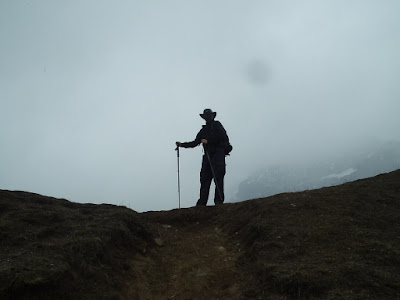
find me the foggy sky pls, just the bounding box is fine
[1,1,399,211]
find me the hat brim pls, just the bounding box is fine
[200,112,217,119]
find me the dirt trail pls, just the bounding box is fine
[128,214,242,300]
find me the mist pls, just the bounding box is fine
[1,1,399,211]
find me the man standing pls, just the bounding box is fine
[176,109,230,206]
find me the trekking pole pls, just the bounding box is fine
[175,146,181,209]
[205,149,224,203]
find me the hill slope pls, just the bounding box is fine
[1,170,400,299]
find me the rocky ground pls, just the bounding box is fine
[1,170,400,299]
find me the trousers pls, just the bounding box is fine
[196,149,226,206]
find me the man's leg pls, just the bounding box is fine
[197,158,213,206]
[213,164,226,204]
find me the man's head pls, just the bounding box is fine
[200,108,216,122]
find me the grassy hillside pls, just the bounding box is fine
[1,170,399,299]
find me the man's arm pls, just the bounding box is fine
[176,130,202,148]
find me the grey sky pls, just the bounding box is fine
[1,1,399,211]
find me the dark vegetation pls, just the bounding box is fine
[1,170,399,299]
[0,193,153,299]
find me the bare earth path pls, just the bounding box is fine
[129,208,242,300]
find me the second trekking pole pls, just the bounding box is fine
[205,149,224,203]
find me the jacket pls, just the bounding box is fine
[180,120,229,154]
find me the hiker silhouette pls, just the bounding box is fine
[176,109,230,206]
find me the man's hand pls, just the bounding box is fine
[201,139,208,144]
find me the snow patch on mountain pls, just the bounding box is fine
[323,168,357,179]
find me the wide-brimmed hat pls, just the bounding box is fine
[200,108,217,119]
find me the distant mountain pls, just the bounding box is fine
[233,140,400,202]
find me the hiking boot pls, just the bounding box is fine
[196,199,207,206]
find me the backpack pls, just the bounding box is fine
[208,120,233,156]
[224,142,233,156]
